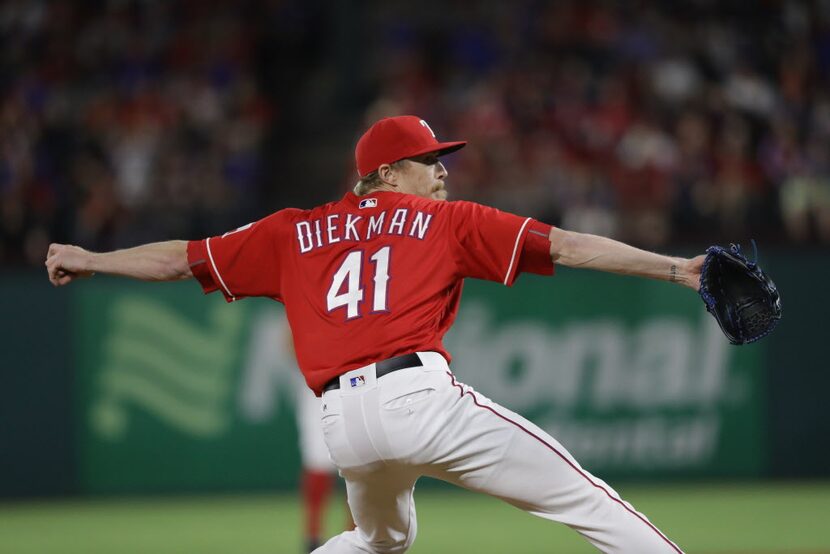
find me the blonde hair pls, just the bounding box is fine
[353,160,406,196]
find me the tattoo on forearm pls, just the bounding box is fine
[670,265,678,282]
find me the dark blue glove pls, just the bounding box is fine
[698,242,782,345]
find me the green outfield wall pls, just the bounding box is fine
[0,273,75,496]
[1,251,827,496]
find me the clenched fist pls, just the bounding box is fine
[45,243,95,286]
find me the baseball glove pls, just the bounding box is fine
[698,242,782,345]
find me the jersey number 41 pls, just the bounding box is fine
[326,246,391,320]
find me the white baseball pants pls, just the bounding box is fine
[297,384,337,472]
[313,352,682,554]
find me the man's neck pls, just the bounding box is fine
[373,184,398,194]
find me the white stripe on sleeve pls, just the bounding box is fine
[206,237,236,301]
[503,218,531,285]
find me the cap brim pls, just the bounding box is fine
[404,141,467,161]
[360,141,468,177]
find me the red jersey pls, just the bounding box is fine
[188,191,554,395]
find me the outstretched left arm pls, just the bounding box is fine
[45,241,192,287]
[548,228,704,290]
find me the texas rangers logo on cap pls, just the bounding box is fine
[359,198,377,209]
[354,115,466,177]
[350,375,366,388]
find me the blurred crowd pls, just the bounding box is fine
[0,0,276,265]
[2,1,829,267]
[360,1,830,248]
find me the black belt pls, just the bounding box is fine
[323,353,423,392]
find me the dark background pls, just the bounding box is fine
[1,0,829,499]
[2,0,830,264]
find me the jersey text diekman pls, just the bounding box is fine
[295,208,434,253]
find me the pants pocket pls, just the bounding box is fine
[319,397,342,443]
[381,388,435,410]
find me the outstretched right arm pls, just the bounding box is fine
[45,241,192,287]
[548,228,703,290]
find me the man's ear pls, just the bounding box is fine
[377,163,397,186]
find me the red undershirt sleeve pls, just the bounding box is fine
[516,220,555,277]
[187,239,219,294]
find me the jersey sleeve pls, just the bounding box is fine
[446,201,553,286]
[187,211,288,302]
[517,220,555,277]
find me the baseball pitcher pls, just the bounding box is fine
[47,115,705,553]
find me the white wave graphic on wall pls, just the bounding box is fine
[91,296,245,440]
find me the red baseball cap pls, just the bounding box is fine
[355,115,466,177]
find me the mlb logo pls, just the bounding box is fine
[359,198,377,209]
[350,375,366,388]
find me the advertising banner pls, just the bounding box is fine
[447,271,766,479]
[74,280,300,493]
[73,271,766,493]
